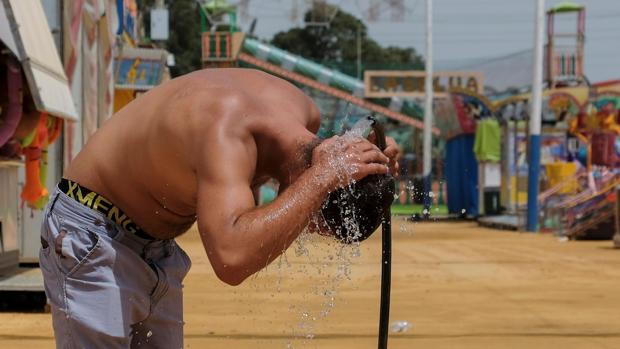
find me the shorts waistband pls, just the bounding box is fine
[58,178,157,241]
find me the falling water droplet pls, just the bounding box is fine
[390,320,412,333]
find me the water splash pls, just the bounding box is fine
[239,116,389,347]
[390,320,412,333]
[397,215,415,236]
[343,116,374,139]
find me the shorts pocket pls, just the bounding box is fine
[39,231,51,258]
[39,213,61,275]
[54,224,102,277]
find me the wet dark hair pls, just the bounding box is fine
[320,118,395,243]
[321,173,394,244]
[298,133,394,244]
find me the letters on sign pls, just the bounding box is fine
[364,71,484,98]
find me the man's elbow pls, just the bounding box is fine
[214,267,248,286]
[211,253,253,286]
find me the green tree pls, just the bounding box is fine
[139,1,424,78]
[271,2,424,77]
[166,0,202,76]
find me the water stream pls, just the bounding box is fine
[243,116,410,348]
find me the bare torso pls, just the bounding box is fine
[65,69,319,239]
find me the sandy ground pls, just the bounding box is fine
[1,220,619,348]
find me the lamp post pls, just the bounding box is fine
[422,0,433,214]
[527,0,545,232]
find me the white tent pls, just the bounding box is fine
[0,0,78,121]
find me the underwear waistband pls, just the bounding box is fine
[58,178,157,241]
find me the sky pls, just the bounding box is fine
[235,0,620,83]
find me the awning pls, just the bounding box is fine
[0,0,78,121]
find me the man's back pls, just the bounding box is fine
[65,68,318,239]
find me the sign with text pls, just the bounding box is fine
[364,71,484,98]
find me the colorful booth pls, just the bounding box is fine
[0,0,78,272]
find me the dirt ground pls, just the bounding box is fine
[1,220,619,348]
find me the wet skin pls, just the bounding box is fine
[65,68,401,285]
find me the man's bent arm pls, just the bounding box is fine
[195,134,332,285]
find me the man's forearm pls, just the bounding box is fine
[221,166,333,282]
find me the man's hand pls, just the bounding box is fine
[384,136,402,176]
[311,135,389,191]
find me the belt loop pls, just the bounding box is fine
[47,191,61,217]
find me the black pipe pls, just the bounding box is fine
[368,118,392,349]
[378,206,392,349]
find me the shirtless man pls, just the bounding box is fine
[39,68,400,348]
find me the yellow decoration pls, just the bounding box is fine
[546,162,578,194]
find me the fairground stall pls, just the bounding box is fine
[0,0,77,288]
[0,0,170,300]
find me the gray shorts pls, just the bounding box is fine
[39,188,192,348]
